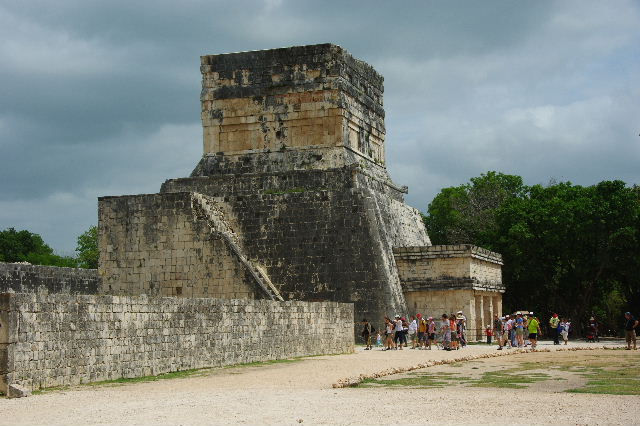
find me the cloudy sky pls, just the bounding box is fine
[1,0,639,254]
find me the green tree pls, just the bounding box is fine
[0,227,77,267]
[424,175,640,336]
[424,171,524,247]
[76,225,99,269]
[494,180,640,334]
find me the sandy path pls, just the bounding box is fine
[1,341,636,426]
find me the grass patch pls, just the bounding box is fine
[224,357,304,369]
[468,369,551,389]
[32,385,71,395]
[33,369,207,394]
[90,369,204,386]
[562,357,640,395]
[357,350,639,394]
[358,372,470,388]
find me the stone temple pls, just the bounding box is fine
[98,43,504,338]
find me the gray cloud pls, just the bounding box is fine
[0,0,638,251]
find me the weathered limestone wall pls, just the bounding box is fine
[0,263,99,294]
[470,259,502,286]
[0,293,353,393]
[198,43,385,171]
[404,289,503,341]
[98,192,265,299]
[394,245,504,291]
[160,167,429,327]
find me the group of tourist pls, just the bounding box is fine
[360,311,469,351]
[360,310,640,351]
[548,313,574,345]
[492,312,542,350]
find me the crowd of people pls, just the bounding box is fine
[360,311,470,351]
[359,310,639,350]
[492,312,542,350]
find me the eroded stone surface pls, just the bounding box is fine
[0,263,99,295]
[1,293,353,393]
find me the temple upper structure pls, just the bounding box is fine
[195,44,386,175]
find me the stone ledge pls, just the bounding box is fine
[402,277,505,293]
[393,245,503,265]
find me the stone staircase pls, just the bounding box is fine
[190,192,283,301]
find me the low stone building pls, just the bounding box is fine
[394,245,503,339]
[98,43,505,335]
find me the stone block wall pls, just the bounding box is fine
[98,192,263,299]
[470,258,502,286]
[0,263,99,294]
[199,43,385,169]
[159,167,430,328]
[393,245,503,291]
[0,293,353,393]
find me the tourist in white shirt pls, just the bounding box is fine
[408,316,418,349]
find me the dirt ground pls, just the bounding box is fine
[1,341,638,426]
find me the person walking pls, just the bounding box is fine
[485,325,493,344]
[427,316,436,349]
[559,318,570,345]
[505,316,514,348]
[515,312,525,348]
[493,314,503,349]
[449,313,459,350]
[409,315,418,349]
[384,317,395,351]
[440,314,452,351]
[624,312,638,350]
[417,314,427,349]
[394,315,404,350]
[361,318,373,350]
[506,315,515,347]
[456,311,467,347]
[528,315,541,349]
[549,314,560,345]
[588,317,599,342]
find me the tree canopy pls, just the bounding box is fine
[424,173,640,335]
[76,226,99,269]
[0,226,99,269]
[0,227,77,267]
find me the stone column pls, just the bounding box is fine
[483,295,492,334]
[492,295,502,318]
[474,294,483,341]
